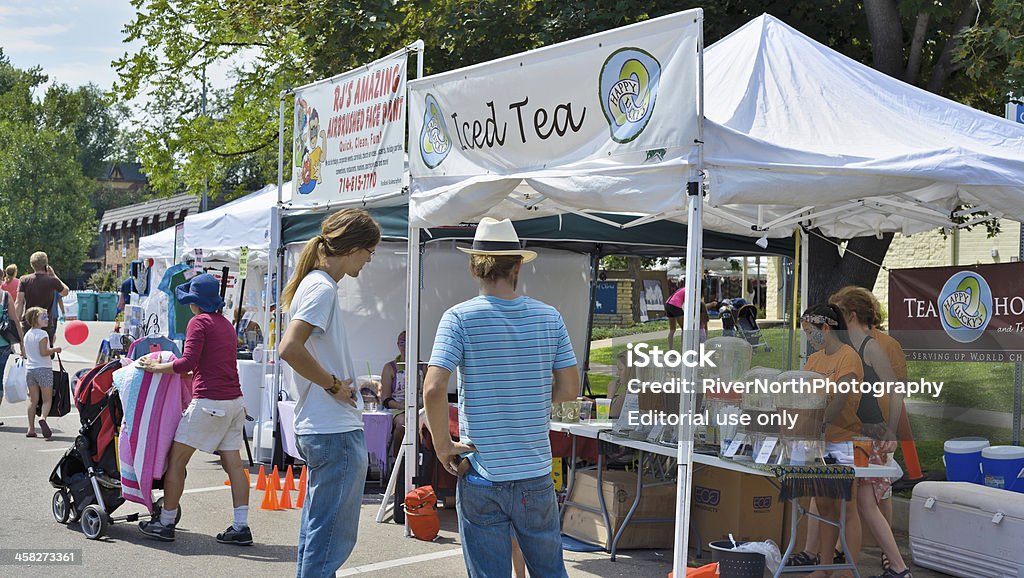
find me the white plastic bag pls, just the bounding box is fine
[733,538,783,573]
[4,357,28,403]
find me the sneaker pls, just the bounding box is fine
[216,525,253,545]
[139,519,175,541]
[869,568,912,578]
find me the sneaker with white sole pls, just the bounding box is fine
[216,525,253,545]
[139,519,175,541]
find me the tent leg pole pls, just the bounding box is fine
[581,253,600,397]
[404,226,422,537]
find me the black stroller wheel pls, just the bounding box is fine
[152,497,183,524]
[52,490,71,524]
[81,505,108,540]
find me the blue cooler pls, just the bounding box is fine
[943,437,989,484]
[981,446,1024,493]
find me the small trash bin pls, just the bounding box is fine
[96,292,119,321]
[709,541,766,578]
[76,291,97,322]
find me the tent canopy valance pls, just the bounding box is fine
[281,207,794,258]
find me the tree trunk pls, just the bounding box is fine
[807,230,895,306]
[627,256,643,323]
[863,0,905,77]
[927,0,979,93]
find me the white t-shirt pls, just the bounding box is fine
[288,270,364,435]
[24,327,51,370]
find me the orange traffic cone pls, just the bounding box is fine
[296,466,307,508]
[283,465,295,492]
[270,465,280,489]
[260,478,280,510]
[245,469,252,485]
[256,465,267,491]
[224,477,231,486]
[280,484,293,509]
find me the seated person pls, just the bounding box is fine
[380,331,423,457]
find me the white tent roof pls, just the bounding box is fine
[702,14,1024,238]
[183,182,293,256]
[138,224,175,261]
[409,13,1024,240]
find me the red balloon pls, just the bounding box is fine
[64,320,89,346]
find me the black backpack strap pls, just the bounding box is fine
[857,335,874,358]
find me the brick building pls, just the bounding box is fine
[99,193,200,276]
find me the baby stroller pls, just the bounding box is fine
[49,360,180,539]
[717,298,747,336]
[734,304,772,352]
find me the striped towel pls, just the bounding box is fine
[114,351,191,511]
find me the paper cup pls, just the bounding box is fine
[853,437,872,468]
[579,400,593,423]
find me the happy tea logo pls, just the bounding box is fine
[599,48,661,143]
[939,271,993,343]
[419,94,451,169]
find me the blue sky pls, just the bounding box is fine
[0,0,137,89]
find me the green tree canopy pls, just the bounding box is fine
[0,50,101,279]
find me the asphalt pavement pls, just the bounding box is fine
[0,322,673,577]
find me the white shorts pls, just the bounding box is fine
[174,397,247,454]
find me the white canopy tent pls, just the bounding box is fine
[406,10,1024,576]
[700,14,1024,239]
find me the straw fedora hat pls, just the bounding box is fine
[457,217,537,263]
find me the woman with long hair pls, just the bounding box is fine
[831,286,912,578]
[278,208,381,577]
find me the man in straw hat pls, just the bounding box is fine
[423,217,580,577]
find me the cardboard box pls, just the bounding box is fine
[690,466,784,549]
[562,469,675,549]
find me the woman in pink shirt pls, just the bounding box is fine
[665,284,708,349]
[136,273,252,545]
[1,264,19,305]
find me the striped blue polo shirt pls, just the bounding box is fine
[429,295,577,482]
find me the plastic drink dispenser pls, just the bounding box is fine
[700,337,752,450]
[775,370,827,465]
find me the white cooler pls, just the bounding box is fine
[910,481,1024,577]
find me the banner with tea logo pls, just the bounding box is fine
[292,49,408,206]
[889,263,1024,362]
[408,10,701,188]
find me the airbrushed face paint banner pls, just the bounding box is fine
[889,263,1024,361]
[409,9,701,178]
[292,50,408,205]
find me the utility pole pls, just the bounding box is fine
[201,64,209,213]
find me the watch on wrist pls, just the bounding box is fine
[326,375,342,395]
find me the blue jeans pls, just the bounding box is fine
[457,467,567,578]
[295,430,368,578]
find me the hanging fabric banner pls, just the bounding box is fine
[889,263,1024,362]
[292,48,408,205]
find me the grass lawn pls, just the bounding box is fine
[588,327,1018,412]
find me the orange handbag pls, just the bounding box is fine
[405,485,440,541]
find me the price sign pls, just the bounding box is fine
[723,433,746,457]
[755,437,779,464]
[239,246,249,280]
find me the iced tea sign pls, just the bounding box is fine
[889,263,1024,362]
